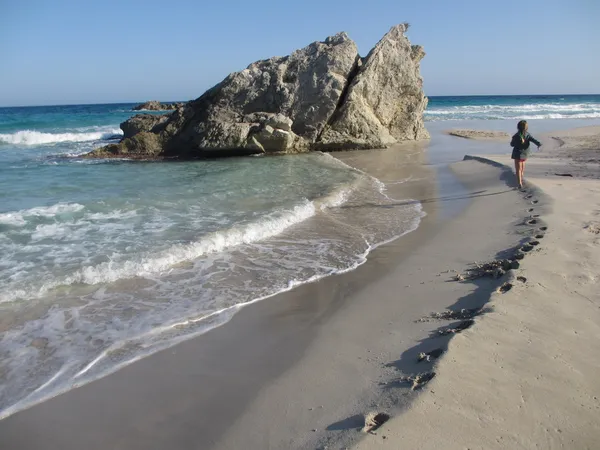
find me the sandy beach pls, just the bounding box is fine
[355,127,600,449]
[1,124,599,449]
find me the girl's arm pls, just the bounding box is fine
[529,134,542,147]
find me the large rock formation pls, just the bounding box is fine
[318,25,429,149]
[88,24,428,160]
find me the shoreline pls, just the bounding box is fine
[0,147,433,421]
[0,144,529,449]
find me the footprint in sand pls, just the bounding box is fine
[532,200,539,204]
[498,282,513,293]
[539,226,548,231]
[517,276,527,283]
[535,234,545,239]
[528,208,535,213]
[526,219,538,225]
[525,194,533,199]
[529,240,540,246]
[400,373,436,391]
[411,372,436,390]
[438,319,475,335]
[417,348,444,363]
[362,412,390,433]
[427,308,480,321]
[521,244,534,252]
[584,223,600,234]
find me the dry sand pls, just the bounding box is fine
[537,125,600,177]
[356,128,600,449]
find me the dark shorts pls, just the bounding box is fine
[511,148,529,161]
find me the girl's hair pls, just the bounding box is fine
[517,120,528,132]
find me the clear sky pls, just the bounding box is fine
[1,0,598,106]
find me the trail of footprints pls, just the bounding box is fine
[360,191,545,436]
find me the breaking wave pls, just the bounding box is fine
[1,197,333,303]
[0,128,122,145]
[425,102,600,121]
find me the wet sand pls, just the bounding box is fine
[0,140,530,449]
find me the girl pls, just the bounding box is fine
[511,120,542,189]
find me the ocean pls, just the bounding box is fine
[1,94,599,418]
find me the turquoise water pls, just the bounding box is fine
[425,94,600,121]
[0,103,425,418]
[1,94,599,418]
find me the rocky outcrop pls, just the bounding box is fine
[120,114,170,139]
[132,101,185,111]
[87,24,428,160]
[318,24,429,149]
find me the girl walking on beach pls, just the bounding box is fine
[511,120,542,189]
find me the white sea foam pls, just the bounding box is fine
[13,199,425,419]
[69,201,316,283]
[0,128,122,145]
[425,102,600,121]
[0,201,317,303]
[85,210,138,221]
[0,203,84,226]
[0,213,27,227]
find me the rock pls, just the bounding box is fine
[266,113,293,132]
[87,132,164,159]
[318,24,429,149]
[249,125,296,153]
[87,24,428,159]
[132,101,184,111]
[120,114,170,139]
[169,30,359,152]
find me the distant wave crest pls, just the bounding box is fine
[425,102,600,121]
[0,128,122,145]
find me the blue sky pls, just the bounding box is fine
[1,0,598,106]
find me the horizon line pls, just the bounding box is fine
[1,93,599,109]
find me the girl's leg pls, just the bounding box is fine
[514,159,522,188]
[520,160,526,186]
